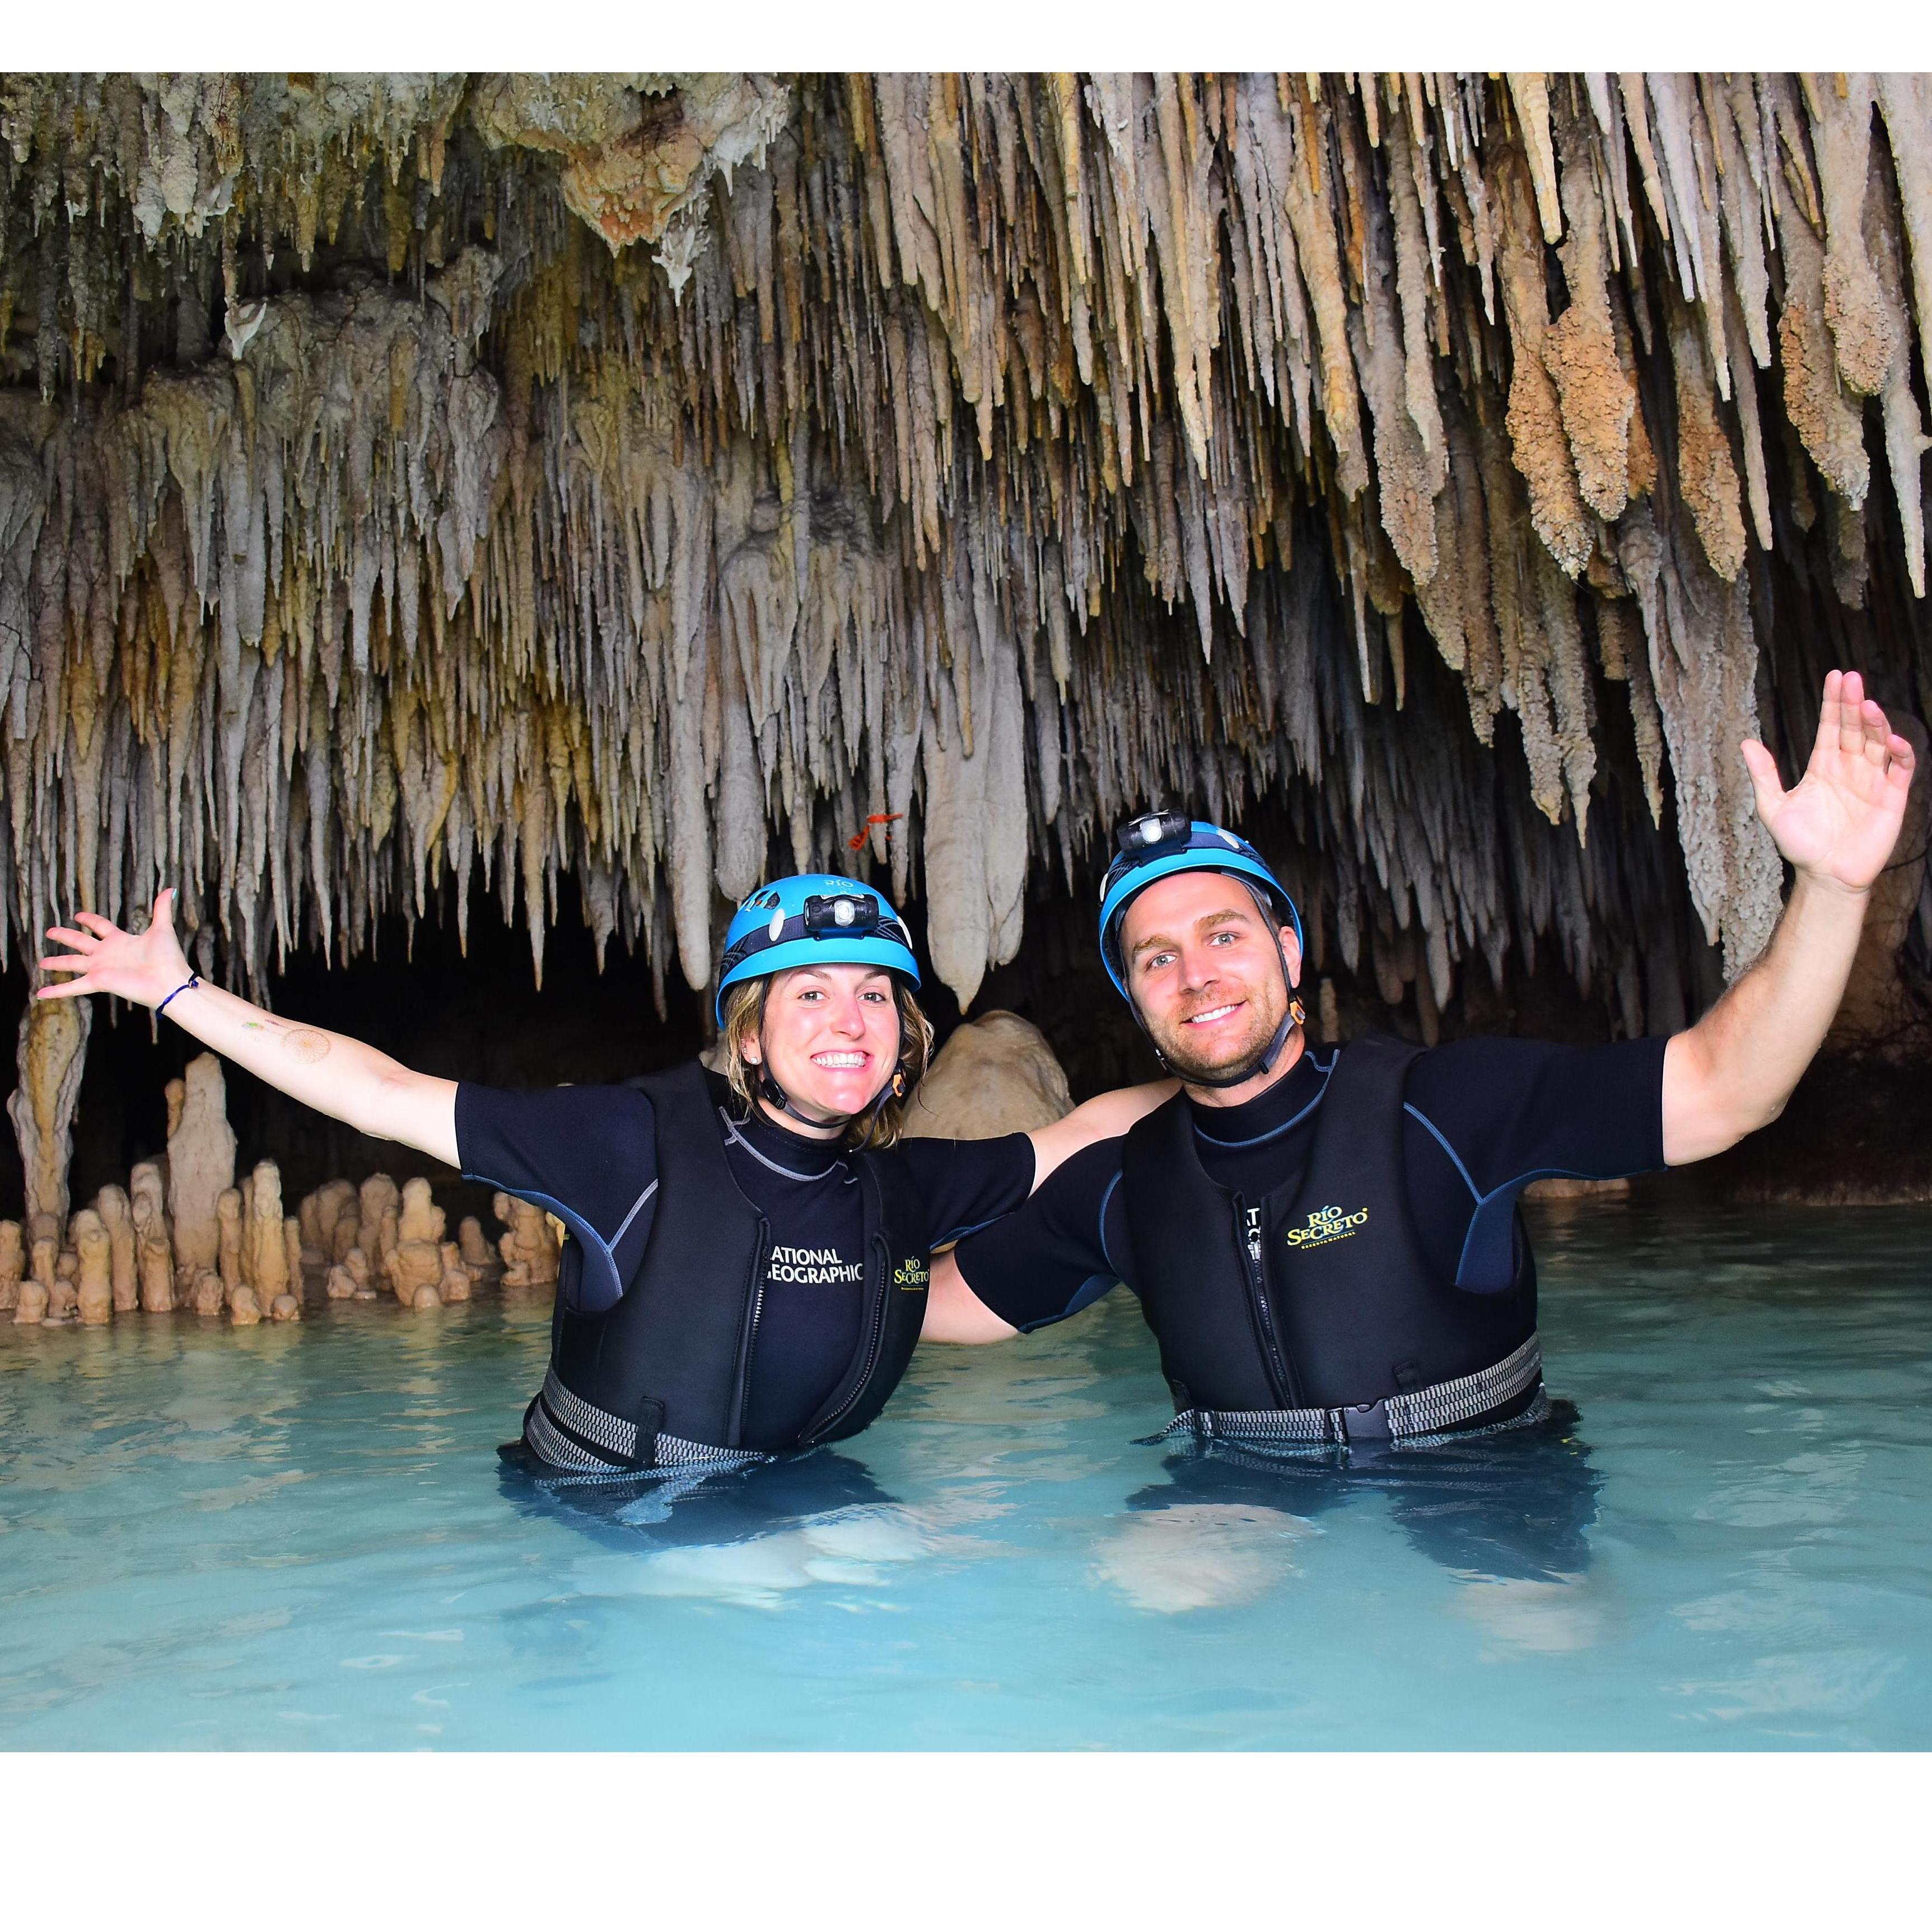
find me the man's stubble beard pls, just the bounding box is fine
[1145,974,1287,1085]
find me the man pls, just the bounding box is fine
[923,671,1917,1451]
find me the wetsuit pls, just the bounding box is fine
[460,1062,1033,1468]
[953,1033,1667,1440]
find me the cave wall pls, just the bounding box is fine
[0,72,1928,1057]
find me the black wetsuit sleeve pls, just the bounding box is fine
[889,1132,1038,1247]
[1402,1035,1668,1291]
[454,1083,660,1312]
[950,1137,1133,1331]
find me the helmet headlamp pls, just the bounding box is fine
[1116,810,1193,859]
[803,891,881,939]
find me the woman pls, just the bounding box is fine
[39,874,1169,1475]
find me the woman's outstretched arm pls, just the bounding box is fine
[38,888,458,1165]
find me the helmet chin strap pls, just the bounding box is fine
[750,1032,909,1137]
[1128,883,1306,1091]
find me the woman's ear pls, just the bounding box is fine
[741,1035,762,1066]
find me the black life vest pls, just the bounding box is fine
[528,1061,932,1469]
[1120,1034,1537,1426]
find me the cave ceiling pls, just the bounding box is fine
[0,72,1928,1030]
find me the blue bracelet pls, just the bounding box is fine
[156,973,200,1020]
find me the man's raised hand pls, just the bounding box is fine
[38,888,194,1010]
[1740,670,1917,896]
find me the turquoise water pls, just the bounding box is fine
[2,1202,1929,1749]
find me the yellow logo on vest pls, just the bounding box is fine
[893,1258,930,1291]
[1282,1205,1369,1249]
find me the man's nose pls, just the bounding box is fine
[1177,942,1220,991]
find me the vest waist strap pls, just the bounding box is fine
[1144,1332,1546,1449]
[524,1368,766,1475]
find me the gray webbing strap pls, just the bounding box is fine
[525,1368,764,1475]
[1150,1331,1545,1449]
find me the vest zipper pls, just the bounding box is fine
[1231,1191,1298,1408]
[803,1231,890,1445]
[726,1216,772,1445]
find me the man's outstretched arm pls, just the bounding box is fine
[1663,670,1917,1165]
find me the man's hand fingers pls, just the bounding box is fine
[1838,671,1869,757]
[1740,739,1785,823]
[1813,669,1845,760]
[1887,732,1917,794]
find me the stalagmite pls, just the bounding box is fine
[398,1179,444,1245]
[457,1217,494,1274]
[96,1186,136,1313]
[242,1161,290,1308]
[190,1270,225,1317]
[129,1162,175,1313]
[14,1280,48,1326]
[216,1189,243,1303]
[325,1263,358,1300]
[0,1220,21,1310]
[230,1286,262,1326]
[72,1208,112,1325]
[356,1177,400,1267]
[902,1011,1073,1137]
[283,1219,306,1296]
[0,71,1924,1067]
[167,1056,236,1290]
[385,1239,444,1306]
[493,1192,559,1290]
[438,1242,473,1302]
[7,998,91,1232]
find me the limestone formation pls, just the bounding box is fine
[385,1239,445,1306]
[398,1179,445,1246]
[168,1056,236,1287]
[129,1161,175,1312]
[229,1285,262,1326]
[72,1208,112,1324]
[13,1280,48,1325]
[343,1247,377,1299]
[494,1192,560,1289]
[438,1242,473,1303]
[216,1189,243,1302]
[242,1161,290,1306]
[325,1263,358,1300]
[356,1177,400,1267]
[0,1220,21,1310]
[7,998,91,1230]
[902,1011,1074,1138]
[0,71,1925,1053]
[284,1217,307,1295]
[96,1186,137,1313]
[457,1216,494,1274]
[190,1268,225,1317]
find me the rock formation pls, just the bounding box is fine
[167,1055,236,1286]
[494,1191,560,1289]
[901,1010,1074,1137]
[0,71,1924,1054]
[71,1207,112,1324]
[7,998,90,1229]
[0,1219,21,1309]
[95,1184,137,1312]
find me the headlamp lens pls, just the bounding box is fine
[803,892,882,939]
[1115,811,1192,858]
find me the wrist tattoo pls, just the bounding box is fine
[283,1029,332,1064]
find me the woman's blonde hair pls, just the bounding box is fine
[718,970,934,1150]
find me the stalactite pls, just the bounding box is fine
[0,70,1926,1039]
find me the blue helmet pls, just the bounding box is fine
[1097,813,1303,1000]
[715,874,921,1026]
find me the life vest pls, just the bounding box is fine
[1120,1034,1544,1447]
[522,1061,932,1473]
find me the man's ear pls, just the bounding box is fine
[1281,925,1304,987]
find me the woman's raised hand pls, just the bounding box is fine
[38,889,194,1010]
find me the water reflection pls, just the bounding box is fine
[495,1444,1009,1611]
[1097,1403,1604,1614]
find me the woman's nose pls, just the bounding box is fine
[828,993,867,1035]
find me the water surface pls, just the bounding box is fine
[2,1203,1928,1748]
